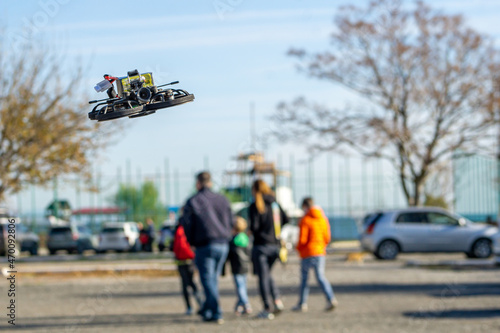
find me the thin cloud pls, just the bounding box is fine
[62,22,331,56]
[41,8,334,34]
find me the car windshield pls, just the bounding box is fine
[50,227,72,234]
[17,224,28,233]
[450,213,472,224]
[77,226,90,234]
[102,227,124,233]
[427,212,458,225]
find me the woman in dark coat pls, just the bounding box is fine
[248,179,289,319]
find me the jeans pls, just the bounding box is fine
[252,244,280,311]
[298,255,335,305]
[195,242,229,320]
[178,263,202,311]
[233,274,249,308]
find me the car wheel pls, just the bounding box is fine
[470,238,492,259]
[77,244,85,255]
[29,243,38,256]
[49,249,57,255]
[375,240,399,260]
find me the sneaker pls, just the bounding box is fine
[185,308,193,316]
[291,304,308,312]
[243,304,253,315]
[256,310,275,320]
[325,299,339,312]
[274,299,284,314]
[202,317,224,324]
[234,305,244,316]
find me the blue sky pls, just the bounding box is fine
[3,1,341,171]
[2,0,500,213]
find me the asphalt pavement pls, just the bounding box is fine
[0,252,499,333]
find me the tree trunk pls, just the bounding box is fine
[0,186,5,205]
[399,173,411,206]
[411,178,425,207]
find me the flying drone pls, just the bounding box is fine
[88,69,194,122]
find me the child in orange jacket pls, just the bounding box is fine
[292,197,338,312]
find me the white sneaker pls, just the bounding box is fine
[256,310,275,320]
[291,304,308,312]
[274,299,284,314]
[325,299,338,312]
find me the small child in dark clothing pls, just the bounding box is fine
[228,217,252,315]
[172,222,202,315]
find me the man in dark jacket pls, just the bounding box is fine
[180,171,232,324]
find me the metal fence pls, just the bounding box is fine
[452,153,499,221]
[10,151,499,240]
[12,154,414,240]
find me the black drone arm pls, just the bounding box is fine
[89,97,119,104]
[157,81,179,88]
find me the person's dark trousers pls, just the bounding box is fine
[147,238,154,252]
[178,263,202,311]
[252,244,280,311]
[195,242,229,320]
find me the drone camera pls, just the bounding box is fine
[137,87,152,103]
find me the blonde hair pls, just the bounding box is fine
[234,216,248,233]
[252,179,274,214]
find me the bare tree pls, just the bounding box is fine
[0,44,116,202]
[273,0,499,206]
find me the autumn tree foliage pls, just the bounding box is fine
[0,45,114,202]
[273,0,500,206]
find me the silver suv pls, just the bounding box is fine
[47,225,97,255]
[360,207,500,260]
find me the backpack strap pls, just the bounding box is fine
[272,202,281,240]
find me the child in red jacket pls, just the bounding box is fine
[172,222,202,315]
